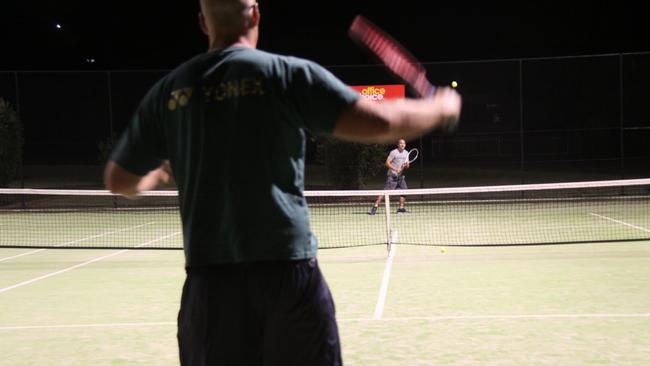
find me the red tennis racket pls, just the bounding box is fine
[349,15,458,131]
[348,15,435,98]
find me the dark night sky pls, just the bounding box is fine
[1,1,648,70]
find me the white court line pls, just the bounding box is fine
[0,231,180,294]
[0,322,175,330]
[373,233,397,320]
[590,213,650,233]
[4,313,650,331]
[0,249,47,262]
[0,222,157,263]
[342,313,650,322]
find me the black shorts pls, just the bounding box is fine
[384,174,407,190]
[177,258,341,366]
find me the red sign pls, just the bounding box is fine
[351,84,405,101]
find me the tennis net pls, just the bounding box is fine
[1,179,649,250]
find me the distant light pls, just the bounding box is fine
[55,24,62,29]
[85,58,96,63]
[451,80,458,88]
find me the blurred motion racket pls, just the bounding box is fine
[349,15,458,131]
[348,15,435,98]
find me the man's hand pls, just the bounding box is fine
[137,161,174,192]
[105,160,174,199]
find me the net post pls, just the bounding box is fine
[419,137,424,189]
[383,192,391,252]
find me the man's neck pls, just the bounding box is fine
[208,35,256,52]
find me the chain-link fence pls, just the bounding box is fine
[1,52,648,189]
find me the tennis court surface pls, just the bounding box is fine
[2,179,650,365]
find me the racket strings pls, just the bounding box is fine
[408,148,419,163]
[363,31,423,85]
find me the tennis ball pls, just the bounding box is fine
[451,80,458,88]
[440,246,447,253]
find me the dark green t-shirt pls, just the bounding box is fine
[111,46,359,267]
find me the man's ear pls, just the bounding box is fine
[249,3,260,28]
[198,12,209,36]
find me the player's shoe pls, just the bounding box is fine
[369,206,378,215]
[397,208,407,214]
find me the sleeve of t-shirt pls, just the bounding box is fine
[285,58,360,134]
[387,150,397,165]
[109,82,168,176]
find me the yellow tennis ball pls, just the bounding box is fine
[451,81,458,88]
[440,246,447,253]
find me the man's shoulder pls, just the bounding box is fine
[228,47,317,68]
[172,48,320,78]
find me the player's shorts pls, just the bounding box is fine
[178,258,341,366]
[384,174,408,190]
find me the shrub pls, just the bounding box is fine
[0,98,23,187]
[315,137,386,189]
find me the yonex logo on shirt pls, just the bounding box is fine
[168,88,194,111]
[202,78,265,102]
[167,78,266,111]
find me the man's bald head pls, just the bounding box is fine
[199,0,259,48]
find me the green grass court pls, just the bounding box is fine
[1,193,650,365]
[2,243,650,365]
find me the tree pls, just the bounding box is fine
[0,98,23,187]
[97,131,116,163]
[316,137,386,189]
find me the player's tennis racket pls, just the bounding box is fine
[396,148,418,180]
[348,15,458,131]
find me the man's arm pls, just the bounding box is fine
[104,161,173,199]
[384,153,398,174]
[384,157,394,171]
[333,87,460,144]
